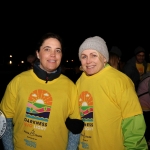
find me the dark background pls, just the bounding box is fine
[1,1,150,63]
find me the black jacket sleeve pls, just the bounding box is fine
[65,117,84,134]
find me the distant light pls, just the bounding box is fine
[71,60,74,62]
[21,61,24,63]
[10,55,12,57]
[66,60,68,62]
[9,61,12,64]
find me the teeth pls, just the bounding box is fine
[48,60,56,62]
[87,66,93,68]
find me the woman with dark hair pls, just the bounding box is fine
[0,32,83,150]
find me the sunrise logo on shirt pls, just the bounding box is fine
[25,89,52,123]
[79,91,93,122]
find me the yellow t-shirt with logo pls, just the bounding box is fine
[0,69,81,150]
[76,66,142,150]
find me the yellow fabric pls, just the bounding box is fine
[0,69,81,150]
[136,63,144,76]
[76,66,143,150]
[146,63,150,72]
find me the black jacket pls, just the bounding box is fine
[123,57,147,91]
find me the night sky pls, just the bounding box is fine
[1,2,149,64]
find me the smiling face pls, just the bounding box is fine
[80,49,107,76]
[36,38,62,73]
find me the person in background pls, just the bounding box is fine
[147,52,150,70]
[26,54,37,70]
[0,32,83,150]
[76,36,148,149]
[137,71,150,148]
[123,46,150,91]
[108,46,123,70]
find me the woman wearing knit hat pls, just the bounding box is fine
[76,36,148,149]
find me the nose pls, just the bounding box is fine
[49,50,56,56]
[86,57,91,64]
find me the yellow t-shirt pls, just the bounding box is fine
[146,63,150,72]
[136,63,144,76]
[0,70,81,150]
[76,66,142,150]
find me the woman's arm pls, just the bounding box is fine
[122,114,148,149]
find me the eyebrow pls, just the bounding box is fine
[43,46,62,50]
[82,52,98,55]
[43,46,50,49]
[137,54,145,56]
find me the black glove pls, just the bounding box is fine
[65,117,84,134]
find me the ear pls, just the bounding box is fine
[103,57,107,63]
[36,50,40,59]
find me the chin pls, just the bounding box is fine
[86,71,96,76]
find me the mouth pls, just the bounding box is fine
[47,60,56,63]
[86,65,95,69]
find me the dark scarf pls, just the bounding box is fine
[33,62,61,83]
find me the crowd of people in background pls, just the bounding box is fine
[0,32,150,149]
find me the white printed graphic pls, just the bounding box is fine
[0,110,7,139]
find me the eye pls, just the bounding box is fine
[81,55,87,59]
[56,49,61,53]
[92,54,98,57]
[44,48,50,51]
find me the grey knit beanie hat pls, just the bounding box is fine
[79,36,109,62]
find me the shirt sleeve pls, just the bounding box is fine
[122,114,148,150]
[68,84,81,120]
[0,80,17,118]
[119,86,143,119]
